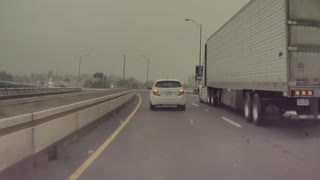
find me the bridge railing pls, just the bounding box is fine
[0,90,133,171]
[0,87,82,99]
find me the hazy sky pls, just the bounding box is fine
[0,0,249,82]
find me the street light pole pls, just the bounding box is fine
[77,54,89,87]
[122,55,126,88]
[199,24,202,67]
[78,57,82,88]
[139,55,150,89]
[146,58,150,88]
[123,55,126,81]
[185,18,203,89]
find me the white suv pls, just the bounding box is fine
[149,79,186,110]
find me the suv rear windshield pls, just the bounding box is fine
[154,81,182,88]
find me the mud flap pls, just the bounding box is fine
[310,98,319,120]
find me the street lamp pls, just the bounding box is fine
[78,54,89,87]
[185,18,202,87]
[139,55,150,89]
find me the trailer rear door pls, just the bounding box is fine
[289,0,320,87]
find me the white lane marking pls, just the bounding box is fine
[205,109,209,111]
[192,103,199,107]
[68,94,142,180]
[221,117,242,128]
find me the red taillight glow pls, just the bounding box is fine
[153,88,159,95]
[301,90,307,96]
[294,90,314,96]
[179,88,184,96]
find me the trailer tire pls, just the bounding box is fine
[244,92,253,122]
[212,97,219,107]
[207,89,212,106]
[211,89,221,107]
[252,94,264,126]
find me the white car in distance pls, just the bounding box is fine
[149,79,186,111]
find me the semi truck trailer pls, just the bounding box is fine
[199,0,320,126]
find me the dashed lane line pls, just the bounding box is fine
[221,116,242,128]
[192,103,199,107]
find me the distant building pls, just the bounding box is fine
[31,73,47,85]
[48,71,54,81]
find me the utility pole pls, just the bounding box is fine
[78,56,82,88]
[185,18,203,90]
[122,55,126,87]
[199,24,202,67]
[146,58,150,88]
[123,55,126,81]
[77,54,89,88]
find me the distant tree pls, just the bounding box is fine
[0,71,13,81]
[83,80,93,88]
[91,76,111,88]
[116,79,126,88]
[107,74,121,86]
[116,77,145,89]
[64,79,70,83]
[91,80,104,88]
[14,75,31,84]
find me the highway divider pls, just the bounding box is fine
[0,90,133,171]
[0,88,82,99]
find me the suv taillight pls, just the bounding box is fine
[179,88,184,96]
[153,88,159,96]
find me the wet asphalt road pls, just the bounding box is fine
[3,91,320,180]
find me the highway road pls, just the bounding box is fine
[0,89,126,118]
[2,91,320,180]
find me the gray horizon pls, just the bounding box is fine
[0,0,249,81]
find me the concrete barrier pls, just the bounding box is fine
[0,114,33,171]
[0,90,133,171]
[0,88,81,99]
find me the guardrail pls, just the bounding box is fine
[0,81,38,88]
[0,88,82,99]
[0,90,133,171]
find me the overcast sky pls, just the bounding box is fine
[0,0,249,82]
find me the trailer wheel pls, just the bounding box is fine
[207,89,212,106]
[212,90,221,107]
[244,92,253,122]
[211,91,215,107]
[252,94,264,126]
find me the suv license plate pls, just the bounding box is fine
[297,99,309,106]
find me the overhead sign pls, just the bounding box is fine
[94,72,104,79]
[195,65,203,81]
